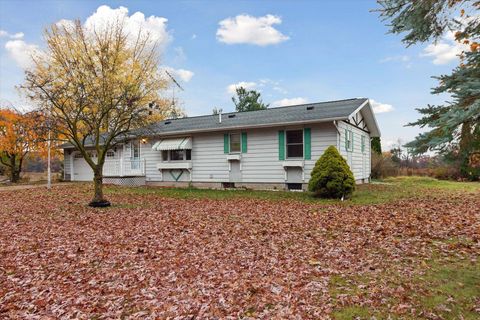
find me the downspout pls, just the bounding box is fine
[333,120,341,149]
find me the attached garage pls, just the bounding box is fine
[72,152,95,181]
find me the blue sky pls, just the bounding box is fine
[0,0,463,149]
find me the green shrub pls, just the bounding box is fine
[308,146,355,199]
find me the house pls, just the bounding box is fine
[62,98,380,190]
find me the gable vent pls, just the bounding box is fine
[306,106,314,110]
[228,114,236,118]
[164,121,171,124]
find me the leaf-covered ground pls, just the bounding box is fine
[0,178,479,319]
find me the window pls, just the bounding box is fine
[162,149,192,161]
[74,153,83,159]
[106,150,115,158]
[345,130,353,152]
[131,141,140,159]
[361,136,366,153]
[162,150,168,161]
[230,133,241,153]
[286,130,303,158]
[170,150,184,161]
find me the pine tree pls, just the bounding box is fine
[377,0,480,179]
[232,87,269,112]
[308,146,355,199]
[371,137,382,154]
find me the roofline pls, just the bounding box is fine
[61,116,348,148]
[160,98,364,122]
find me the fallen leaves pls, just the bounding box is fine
[0,185,478,318]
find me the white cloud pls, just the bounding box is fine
[171,68,194,82]
[370,99,394,114]
[59,5,171,50]
[0,30,24,39]
[216,14,289,46]
[227,81,257,94]
[272,97,308,107]
[162,67,194,83]
[379,55,410,63]
[421,30,469,65]
[4,39,39,69]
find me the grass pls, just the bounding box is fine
[330,258,480,319]
[105,176,479,206]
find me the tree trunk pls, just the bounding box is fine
[9,155,20,183]
[89,167,110,207]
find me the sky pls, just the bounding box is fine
[0,0,465,150]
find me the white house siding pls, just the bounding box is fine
[141,141,163,182]
[64,151,71,180]
[337,119,371,181]
[141,132,229,183]
[67,121,367,185]
[240,127,285,183]
[238,123,337,183]
[303,122,339,181]
[190,132,229,182]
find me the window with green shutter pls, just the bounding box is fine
[361,135,365,153]
[278,130,285,160]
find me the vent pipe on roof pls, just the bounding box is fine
[218,108,223,123]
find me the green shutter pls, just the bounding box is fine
[224,134,229,154]
[278,130,285,160]
[351,131,354,152]
[304,128,311,160]
[241,132,247,153]
[344,129,348,151]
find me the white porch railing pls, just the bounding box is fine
[103,158,146,177]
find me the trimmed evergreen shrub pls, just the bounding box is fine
[308,145,355,199]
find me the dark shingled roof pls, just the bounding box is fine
[61,98,370,148]
[146,98,367,135]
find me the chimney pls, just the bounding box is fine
[218,108,223,123]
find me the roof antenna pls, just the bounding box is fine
[165,70,184,109]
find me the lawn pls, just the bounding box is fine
[0,177,479,318]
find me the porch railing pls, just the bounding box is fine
[103,158,146,177]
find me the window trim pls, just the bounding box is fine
[229,132,241,154]
[162,149,192,162]
[285,129,304,159]
[130,140,141,159]
[346,130,354,152]
[106,150,116,158]
[361,135,366,153]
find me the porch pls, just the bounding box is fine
[103,158,146,177]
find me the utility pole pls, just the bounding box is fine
[47,106,51,189]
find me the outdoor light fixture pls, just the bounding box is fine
[141,138,148,144]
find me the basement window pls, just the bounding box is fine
[287,183,303,191]
[222,182,235,189]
